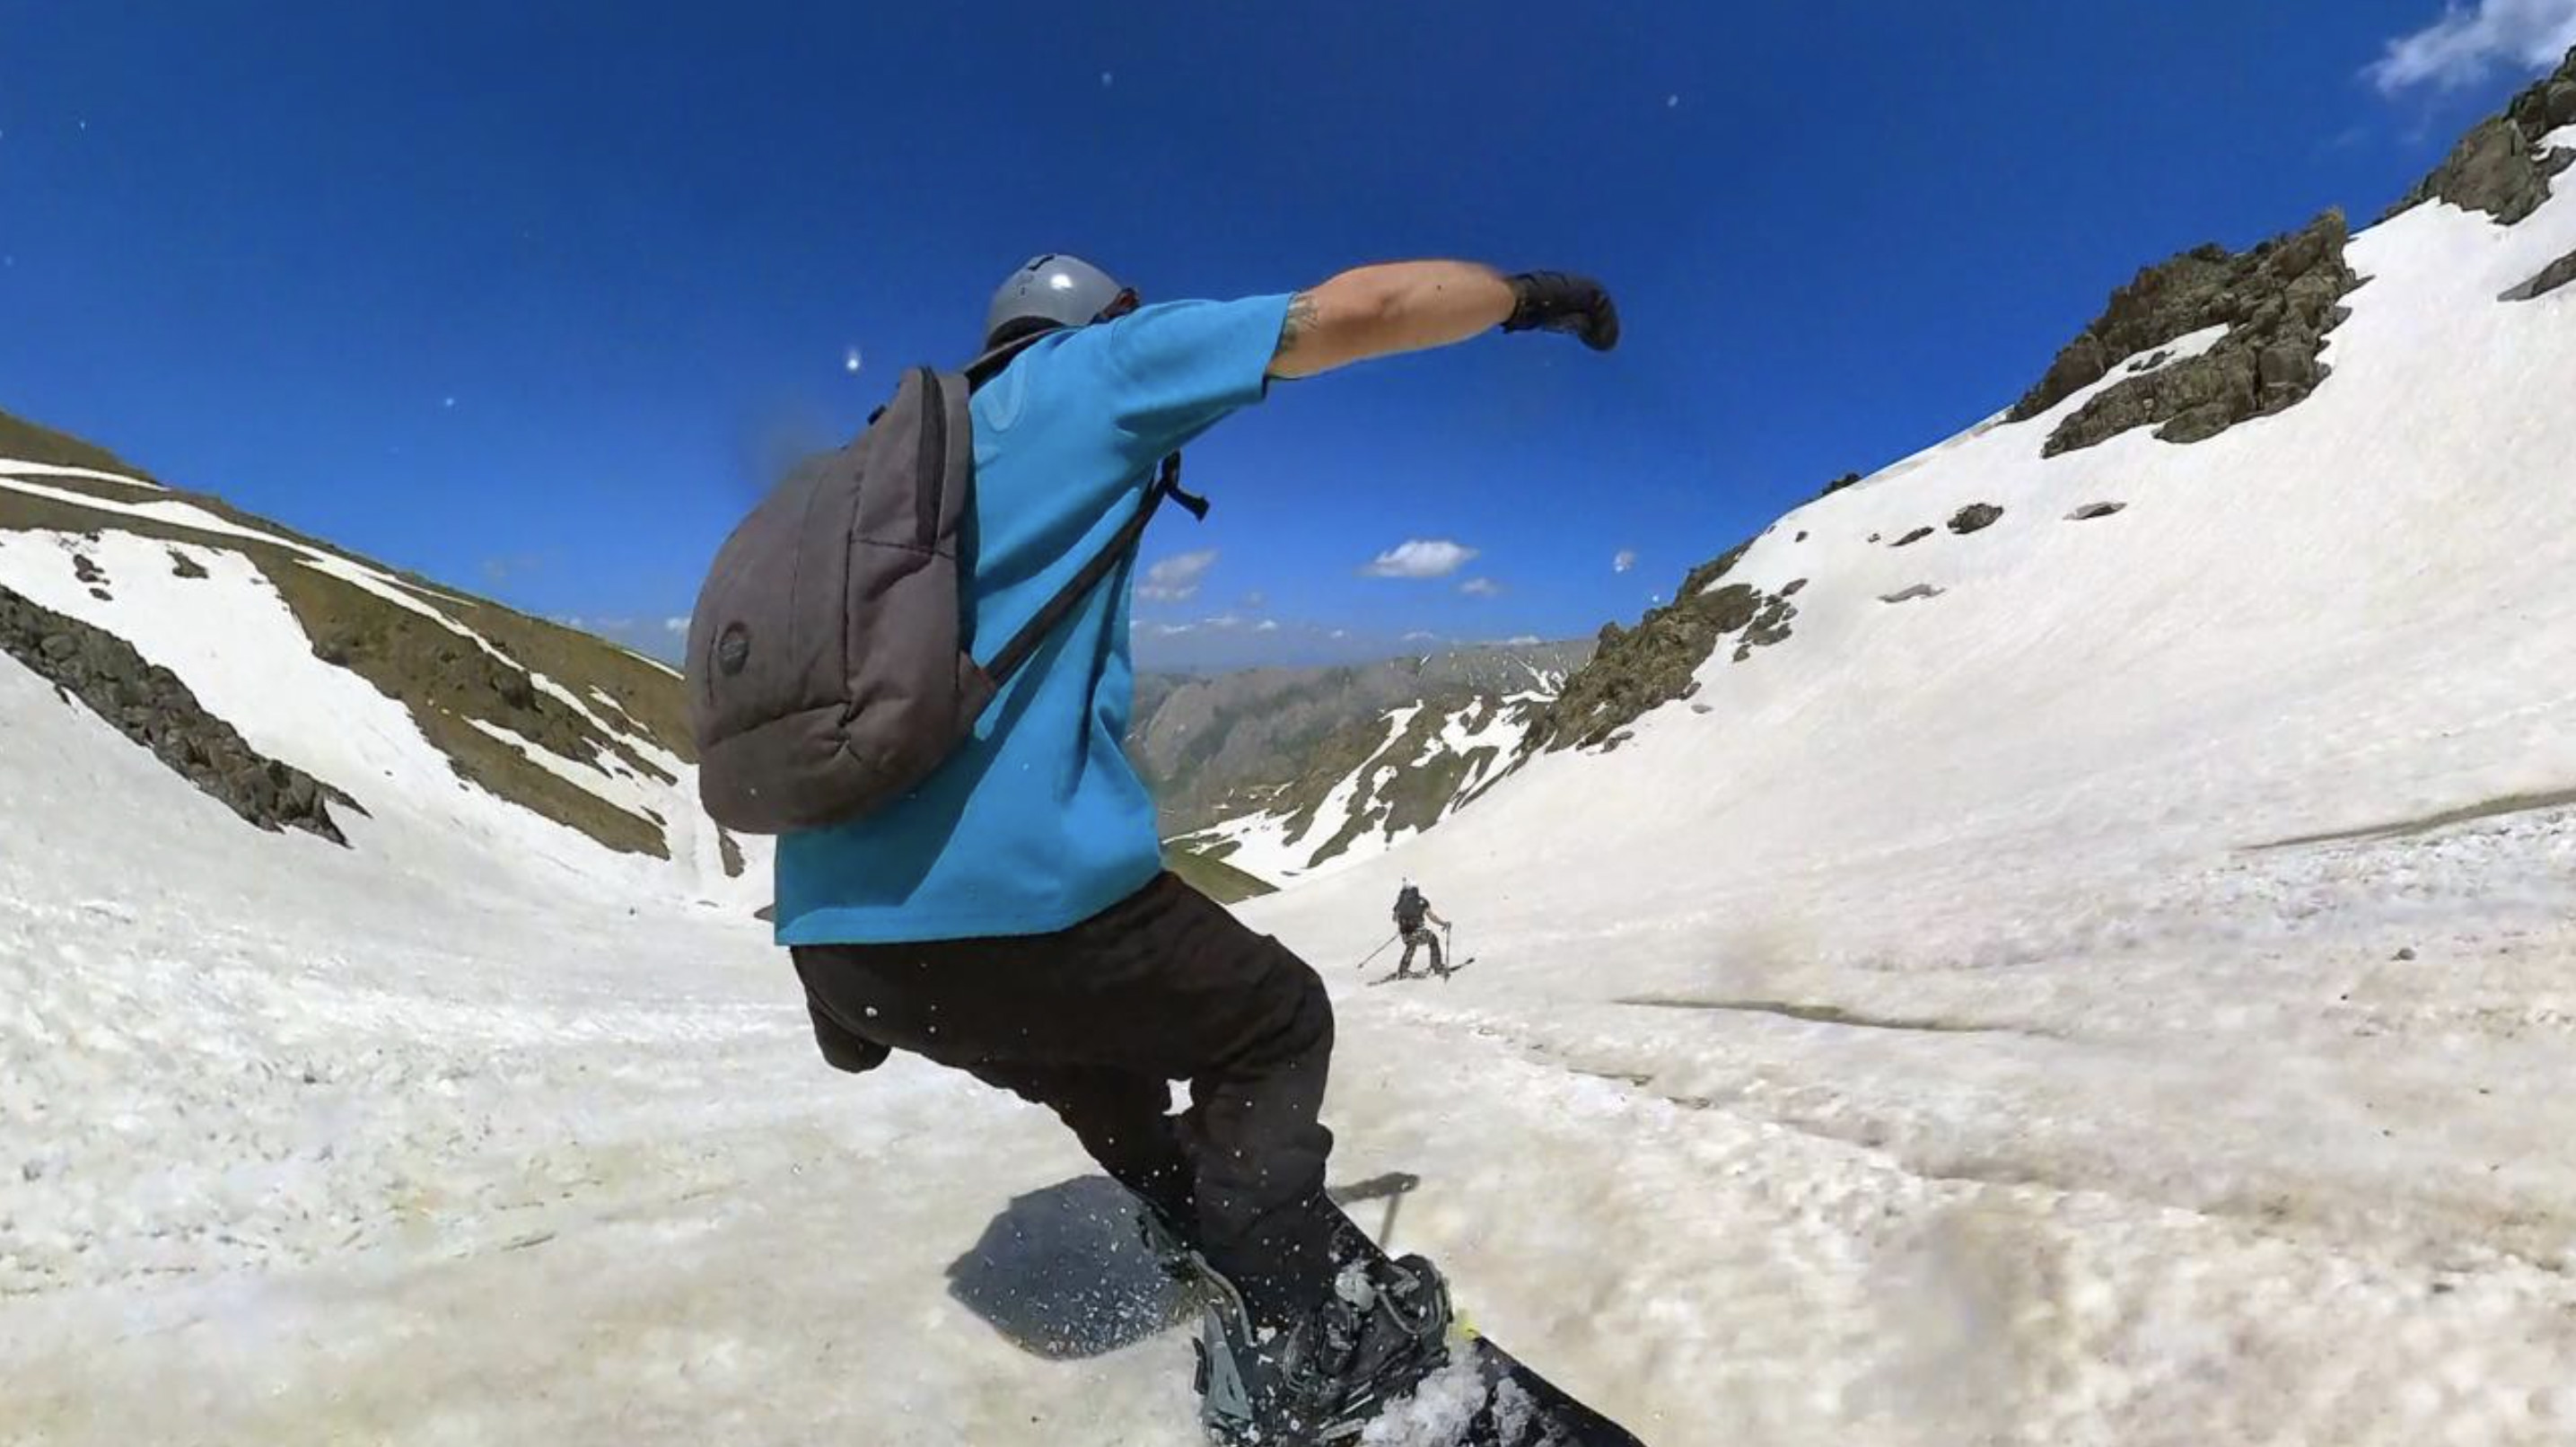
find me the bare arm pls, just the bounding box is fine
[1266,261,1518,380]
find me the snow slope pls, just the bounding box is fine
[8,95,2576,1447]
[0,469,763,907]
[1178,687,1559,885]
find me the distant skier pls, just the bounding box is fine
[1390,881,1451,978]
[775,255,1617,1443]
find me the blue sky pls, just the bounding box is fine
[4,1,2570,670]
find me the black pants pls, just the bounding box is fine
[792,873,1342,1326]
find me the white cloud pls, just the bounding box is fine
[1459,577,1503,598]
[1256,619,1280,632]
[1139,548,1219,601]
[1362,539,1478,580]
[1402,630,1441,643]
[663,617,689,634]
[1613,548,1638,574]
[2369,0,2576,93]
[1501,635,1543,646]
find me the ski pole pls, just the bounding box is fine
[1356,933,1399,970]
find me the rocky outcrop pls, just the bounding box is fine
[2019,212,2361,457]
[2388,48,2576,226]
[1520,537,1801,753]
[1819,471,1862,498]
[1891,527,1933,548]
[2,583,354,844]
[1948,503,2003,535]
[2067,502,2127,521]
[2502,247,2576,302]
[1129,638,1591,834]
[1880,583,1944,604]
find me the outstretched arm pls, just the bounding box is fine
[1267,262,1618,379]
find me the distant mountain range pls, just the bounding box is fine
[1132,641,1590,893]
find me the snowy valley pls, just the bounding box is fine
[6,49,2576,1447]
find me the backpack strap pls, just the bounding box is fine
[962,328,1062,388]
[980,452,1204,691]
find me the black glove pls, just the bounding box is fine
[1502,271,1619,351]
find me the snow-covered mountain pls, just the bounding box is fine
[9,51,2576,1447]
[0,414,766,906]
[1138,643,1587,888]
[1133,643,1588,824]
[1167,682,1565,888]
[1223,54,2576,1443]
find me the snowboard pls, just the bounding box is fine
[1442,1329,1647,1446]
[1193,1311,1644,1446]
[1178,1232,1643,1446]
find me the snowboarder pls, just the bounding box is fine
[778,254,1617,1444]
[1390,881,1451,979]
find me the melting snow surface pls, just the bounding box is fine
[6,146,2576,1446]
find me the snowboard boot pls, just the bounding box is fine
[1192,1251,1455,1444]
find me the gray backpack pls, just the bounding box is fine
[687,333,1203,835]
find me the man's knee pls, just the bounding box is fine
[1269,949,1335,1062]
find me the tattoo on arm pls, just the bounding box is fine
[1277,291,1319,355]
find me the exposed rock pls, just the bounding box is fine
[2067,502,2127,521]
[1793,531,1809,543]
[1891,526,1934,548]
[1128,638,1592,835]
[1520,535,1801,752]
[1780,577,1809,596]
[718,829,747,879]
[71,554,106,585]
[2029,211,2361,457]
[1730,590,1799,662]
[2388,48,2576,226]
[2501,247,2576,302]
[1947,504,2003,535]
[1819,471,1862,498]
[2,447,695,861]
[1880,583,1944,604]
[1,582,355,844]
[2008,242,2239,420]
[169,549,207,580]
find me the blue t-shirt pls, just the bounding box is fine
[773,294,1292,944]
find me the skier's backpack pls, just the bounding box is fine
[686,331,1204,835]
[1394,884,1427,931]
